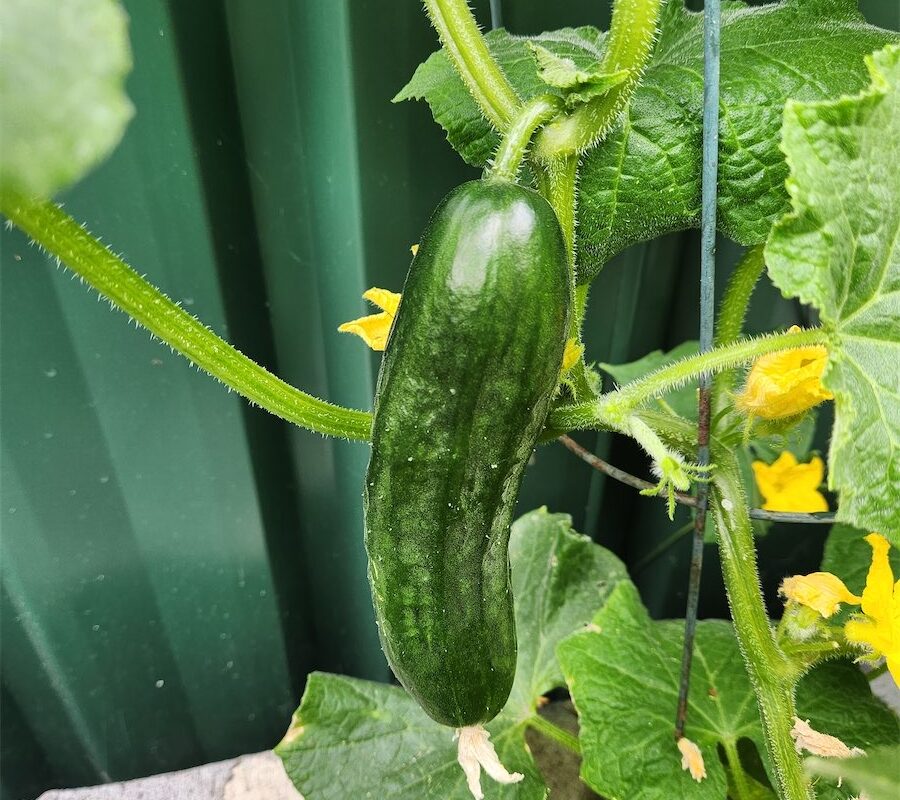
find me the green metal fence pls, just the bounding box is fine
[1,2,896,798]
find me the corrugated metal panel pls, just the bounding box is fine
[1,1,896,798]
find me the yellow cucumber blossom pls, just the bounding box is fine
[780,573,861,618]
[781,534,899,686]
[751,452,828,513]
[736,326,833,420]
[338,288,401,351]
[844,534,900,685]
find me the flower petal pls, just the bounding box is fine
[859,534,893,623]
[780,572,861,617]
[562,338,583,373]
[737,327,833,420]
[844,534,899,684]
[338,287,402,351]
[752,453,828,512]
[677,737,707,782]
[456,725,523,800]
[791,718,865,758]
[362,287,401,316]
[338,311,394,351]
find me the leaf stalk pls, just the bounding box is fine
[422,0,520,131]
[1,194,373,441]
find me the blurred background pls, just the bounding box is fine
[1,1,896,797]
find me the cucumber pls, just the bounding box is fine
[364,179,570,727]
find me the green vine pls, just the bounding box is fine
[486,94,562,182]
[1,193,373,441]
[710,449,812,800]
[714,246,767,403]
[422,0,521,131]
[534,0,663,159]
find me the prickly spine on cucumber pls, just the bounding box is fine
[364,178,570,727]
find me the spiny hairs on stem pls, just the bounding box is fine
[601,326,829,418]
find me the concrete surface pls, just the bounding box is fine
[38,751,300,800]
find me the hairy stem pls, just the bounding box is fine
[535,0,662,159]
[600,327,828,423]
[714,246,766,401]
[536,154,596,399]
[551,327,828,431]
[537,154,578,262]
[423,0,520,131]
[715,246,766,348]
[526,714,581,754]
[2,194,373,440]
[487,95,563,182]
[711,450,812,800]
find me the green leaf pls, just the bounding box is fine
[557,581,749,799]
[765,44,900,539]
[557,582,898,800]
[395,1,896,283]
[527,43,629,107]
[0,0,133,198]
[806,745,900,800]
[276,509,627,799]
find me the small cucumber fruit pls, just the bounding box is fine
[365,179,570,727]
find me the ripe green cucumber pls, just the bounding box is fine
[364,179,570,727]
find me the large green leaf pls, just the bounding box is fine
[276,509,627,799]
[806,745,900,800]
[765,44,900,539]
[396,1,896,283]
[0,0,133,198]
[557,581,898,800]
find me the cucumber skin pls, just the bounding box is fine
[364,180,570,727]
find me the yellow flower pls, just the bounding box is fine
[780,573,861,618]
[844,533,900,685]
[736,326,833,420]
[751,452,829,513]
[338,288,401,351]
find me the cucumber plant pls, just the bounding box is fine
[1,1,898,799]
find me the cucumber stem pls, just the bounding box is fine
[2,194,373,441]
[526,714,582,754]
[710,451,813,800]
[551,327,828,432]
[423,0,520,131]
[535,0,663,159]
[598,326,829,423]
[713,246,766,403]
[486,95,563,183]
[722,739,755,800]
